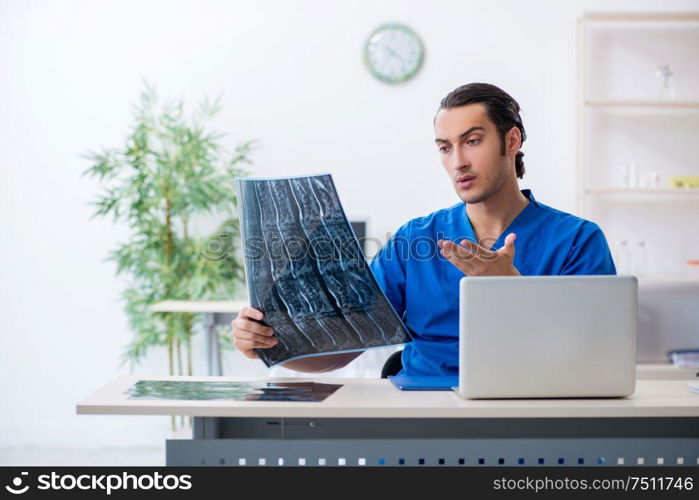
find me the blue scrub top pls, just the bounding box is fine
[369,189,617,376]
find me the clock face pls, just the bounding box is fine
[363,23,424,84]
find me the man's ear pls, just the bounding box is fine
[506,126,522,156]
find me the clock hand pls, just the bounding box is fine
[385,46,405,64]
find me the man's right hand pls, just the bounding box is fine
[230,306,278,359]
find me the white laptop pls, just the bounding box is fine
[453,275,637,399]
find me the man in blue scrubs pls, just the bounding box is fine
[231,83,616,374]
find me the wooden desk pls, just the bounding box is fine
[77,370,699,467]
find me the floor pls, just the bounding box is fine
[0,424,198,466]
[0,446,165,466]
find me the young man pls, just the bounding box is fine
[231,83,616,375]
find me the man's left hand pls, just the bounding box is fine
[438,233,520,277]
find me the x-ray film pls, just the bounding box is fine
[236,174,411,367]
[126,380,343,402]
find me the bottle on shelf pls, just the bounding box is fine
[615,240,631,275]
[639,171,661,189]
[621,161,638,189]
[633,240,648,277]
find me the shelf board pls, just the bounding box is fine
[583,12,699,23]
[585,100,699,109]
[584,188,699,195]
[637,276,699,292]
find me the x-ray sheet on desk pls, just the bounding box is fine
[236,174,411,367]
[126,380,342,402]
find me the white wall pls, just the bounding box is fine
[1,0,696,449]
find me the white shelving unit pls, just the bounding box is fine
[583,188,699,196]
[585,100,699,109]
[577,11,699,279]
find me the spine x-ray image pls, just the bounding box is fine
[236,174,411,367]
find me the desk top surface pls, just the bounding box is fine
[149,300,248,313]
[77,369,699,419]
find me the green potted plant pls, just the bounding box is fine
[83,82,254,385]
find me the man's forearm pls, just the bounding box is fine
[280,351,362,373]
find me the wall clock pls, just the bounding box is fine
[363,23,424,84]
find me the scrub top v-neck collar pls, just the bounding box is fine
[458,189,540,251]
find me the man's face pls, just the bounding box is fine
[434,103,513,204]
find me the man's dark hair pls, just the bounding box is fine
[436,83,526,179]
